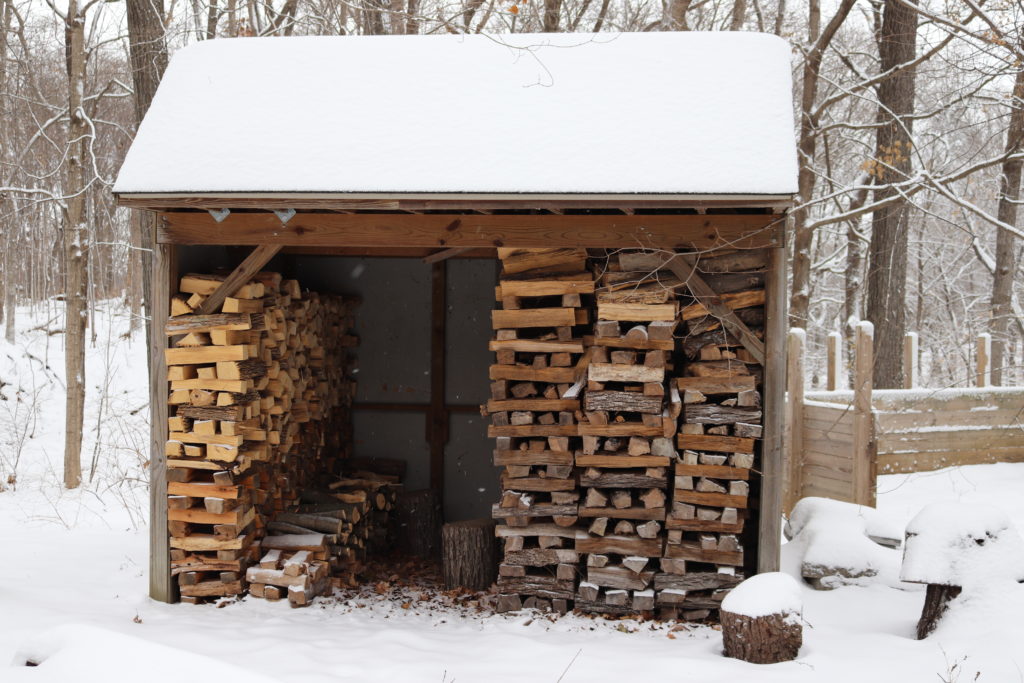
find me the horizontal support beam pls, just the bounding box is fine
[280,246,496,259]
[158,212,783,250]
[120,193,793,212]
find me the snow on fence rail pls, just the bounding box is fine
[784,324,1024,511]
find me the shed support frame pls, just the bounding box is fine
[146,206,790,602]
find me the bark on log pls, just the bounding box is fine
[442,518,498,590]
[721,609,802,664]
[395,489,442,559]
[917,584,961,639]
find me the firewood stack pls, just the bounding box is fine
[488,248,595,614]
[164,271,358,603]
[661,249,766,620]
[574,250,679,614]
[246,534,332,607]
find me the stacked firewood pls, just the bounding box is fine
[164,271,358,602]
[574,251,678,614]
[246,534,332,607]
[488,248,595,614]
[661,249,766,620]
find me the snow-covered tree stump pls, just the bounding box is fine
[901,503,1024,640]
[720,573,803,664]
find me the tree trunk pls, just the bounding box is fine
[990,56,1024,386]
[62,0,88,489]
[728,0,747,30]
[917,583,961,639]
[395,489,442,560]
[865,0,918,389]
[722,609,803,663]
[542,0,561,31]
[789,0,856,329]
[441,518,497,590]
[125,0,168,367]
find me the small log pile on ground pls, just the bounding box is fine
[246,534,332,607]
[575,249,678,615]
[487,247,594,614]
[267,469,402,587]
[164,270,358,602]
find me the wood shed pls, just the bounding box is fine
[114,31,798,614]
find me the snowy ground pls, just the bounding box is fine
[2,303,1023,682]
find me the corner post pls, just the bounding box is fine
[149,233,175,602]
[758,242,787,573]
[976,333,991,388]
[826,331,842,391]
[784,328,805,513]
[903,332,918,389]
[853,321,875,507]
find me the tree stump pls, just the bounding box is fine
[720,573,803,664]
[395,489,442,560]
[917,584,962,640]
[721,610,802,664]
[441,518,497,590]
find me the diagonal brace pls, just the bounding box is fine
[665,254,766,365]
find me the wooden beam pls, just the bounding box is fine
[150,242,176,603]
[158,212,783,251]
[193,245,282,315]
[664,254,767,364]
[120,194,793,212]
[423,246,473,264]
[429,261,447,496]
[758,244,787,574]
[784,328,805,513]
[852,321,875,507]
[281,246,496,259]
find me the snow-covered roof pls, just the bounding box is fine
[114,32,797,198]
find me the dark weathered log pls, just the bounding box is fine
[722,609,802,664]
[442,518,498,591]
[584,390,663,414]
[653,572,743,591]
[684,404,763,425]
[580,471,667,488]
[395,489,442,559]
[917,584,961,639]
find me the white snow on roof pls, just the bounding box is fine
[114,32,798,196]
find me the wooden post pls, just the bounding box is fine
[852,321,874,507]
[428,261,448,497]
[826,331,842,391]
[976,333,991,388]
[903,332,918,389]
[758,244,787,573]
[784,328,805,512]
[149,240,175,603]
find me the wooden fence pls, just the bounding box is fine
[784,323,1024,511]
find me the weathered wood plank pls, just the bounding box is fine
[157,212,783,249]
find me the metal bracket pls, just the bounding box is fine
[273,208,296,225]
[208,208,231,223]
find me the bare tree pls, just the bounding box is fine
[991,41,1024,385]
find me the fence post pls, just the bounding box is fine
[853,321,875,507]
[826,331,842,391]
[903,332,918,389]
[976,333,991,388]
[785,328,805,512]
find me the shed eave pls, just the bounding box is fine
[115,191,796,212]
